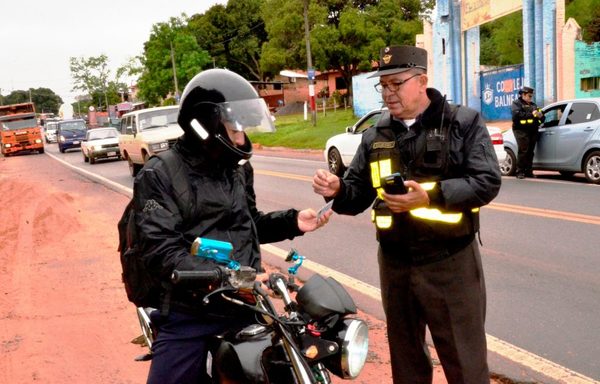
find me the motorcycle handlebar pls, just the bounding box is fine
[171,269,223,285]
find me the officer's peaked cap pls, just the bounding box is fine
[368,45,427,78]
[519,86,535,94]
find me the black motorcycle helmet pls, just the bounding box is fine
[177,68,275,163]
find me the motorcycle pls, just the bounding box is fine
[134,238,369,383]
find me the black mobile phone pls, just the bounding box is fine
[382,172,407,194]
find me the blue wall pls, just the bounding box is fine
[575,40,600,99]
[480,65,525,121]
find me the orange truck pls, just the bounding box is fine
[0,102,45,156]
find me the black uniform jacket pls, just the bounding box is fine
[331,88,502,261]
[133,139,303,315]
[511,97,544,131]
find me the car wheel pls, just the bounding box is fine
[38,148,45,154]
[500,148,516,176]
[327,148,346,176]
[128,157,141,177]
[83,152,89,163]
[583,150,600,184]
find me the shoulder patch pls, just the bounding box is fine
[372,141,396,150]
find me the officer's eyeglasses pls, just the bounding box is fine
[374,74,421,93]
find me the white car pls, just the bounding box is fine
[81,127,121,164]
[324,108,506,176]
[44,121,59,143]
[118,106,183,176]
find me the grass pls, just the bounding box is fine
[248,108,358,150]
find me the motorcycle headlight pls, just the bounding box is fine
[325,318,369,379]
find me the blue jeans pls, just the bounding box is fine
[146,311,250,384]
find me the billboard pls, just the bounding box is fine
[352,72,384,117]
[461,0,522,30]
[480,65,524,121]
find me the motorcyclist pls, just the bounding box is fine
[133,68,332,384]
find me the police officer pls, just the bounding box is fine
[511,86,544,179]
[313,45,501,383]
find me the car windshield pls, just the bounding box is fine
[87,129,118,140]
[1,117,37,131]
[60,121,86,133]
[138,109,178,131]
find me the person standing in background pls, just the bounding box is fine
[511,86,545,179]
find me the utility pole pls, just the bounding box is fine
[303,0,316,126]
[170,41,180,103]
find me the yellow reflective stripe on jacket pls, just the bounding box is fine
[519,119,534,124]
[370,162,381,188]
[409,208,463,224]
[375,215,392,229]
[370,159,393,188]
[371,210,393,229]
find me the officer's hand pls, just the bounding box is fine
[381,180,430,213]
[297,208,332,233]
[312,169,340,197]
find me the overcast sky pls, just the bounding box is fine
[0,0,227,103]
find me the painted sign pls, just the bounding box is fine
[461,0,522,30]
[480,65,524,121]
[352,72,384,117]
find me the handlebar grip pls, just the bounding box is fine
[171,269,222,285]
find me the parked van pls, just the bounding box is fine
[118,106,183,176]
[57,119,87,153]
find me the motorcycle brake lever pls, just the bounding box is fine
[287,276,300,292]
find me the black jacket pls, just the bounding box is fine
[331,88,501,261]
[511,97,544,131]
[133,139,303,314]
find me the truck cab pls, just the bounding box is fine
[0,103,44,156]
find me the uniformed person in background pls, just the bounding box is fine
[511,86,545,179]
[312,45,501,383]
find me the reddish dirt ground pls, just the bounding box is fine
[0,153,494,383]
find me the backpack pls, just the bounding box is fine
[118,150,192,308]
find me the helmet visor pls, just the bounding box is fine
[219,98,275,134]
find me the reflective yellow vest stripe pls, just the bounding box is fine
[520,119,534,124]
[369,160,467,227]
[410,208,462,223]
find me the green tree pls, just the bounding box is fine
[260,0,428,102]
[479,12,523,66]
[566,0,600,42]
[3,88,62,114]
[69,54,128,112]
[260,0,307,75]
[32,88,63,114]
[189,0,269,80]
[137,15,211,106]
[479,0,599,66]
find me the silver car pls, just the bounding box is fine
[501,98,600,184]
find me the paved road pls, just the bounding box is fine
[44,144,600,382]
